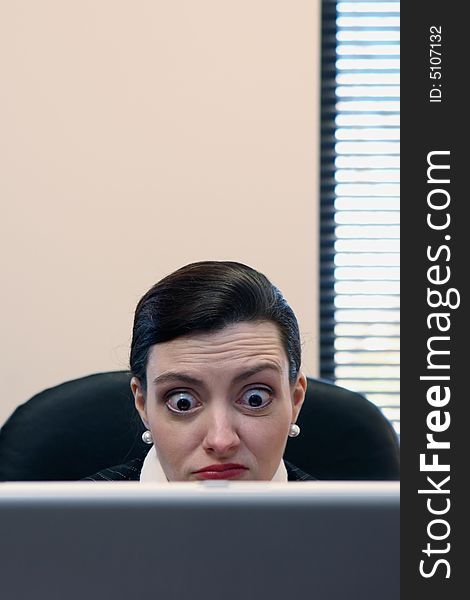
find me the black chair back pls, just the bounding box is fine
[0,371,399,481]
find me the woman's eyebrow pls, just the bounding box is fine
[231,363,282,384]
[153,363,282,388]
[152,372,203,387]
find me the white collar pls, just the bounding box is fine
[139,446,288,482]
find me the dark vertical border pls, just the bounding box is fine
[401,2,466,597]
[319,0,337,382]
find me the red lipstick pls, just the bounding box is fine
[193,463,248,480]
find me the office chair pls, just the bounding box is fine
[0,371,400,481]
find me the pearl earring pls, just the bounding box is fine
[288,423,300,438]
[141,430,153,445]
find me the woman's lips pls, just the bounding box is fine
[193,464,248,480]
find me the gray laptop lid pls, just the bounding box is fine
[0,481,399,600]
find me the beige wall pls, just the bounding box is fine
[0,1,320,426]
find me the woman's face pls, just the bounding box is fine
[132,321,306,481]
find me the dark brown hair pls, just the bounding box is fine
[130,261,301,388]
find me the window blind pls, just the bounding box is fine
[320,0,400,434]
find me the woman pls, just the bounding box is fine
[86,261,314,481]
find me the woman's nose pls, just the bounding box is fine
[202,410,240,456]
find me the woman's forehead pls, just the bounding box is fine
[146,321,289,379]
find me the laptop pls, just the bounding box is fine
[0,481,399,600]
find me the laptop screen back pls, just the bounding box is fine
[0,481,399,600]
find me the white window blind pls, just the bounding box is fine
[322,0,400,434]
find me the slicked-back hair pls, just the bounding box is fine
[130,261,301,388]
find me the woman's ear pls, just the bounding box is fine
[131,376,148,428]
[291,372,307,423]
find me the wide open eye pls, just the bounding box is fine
[166,392,199,413]
[239,388,272,409]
